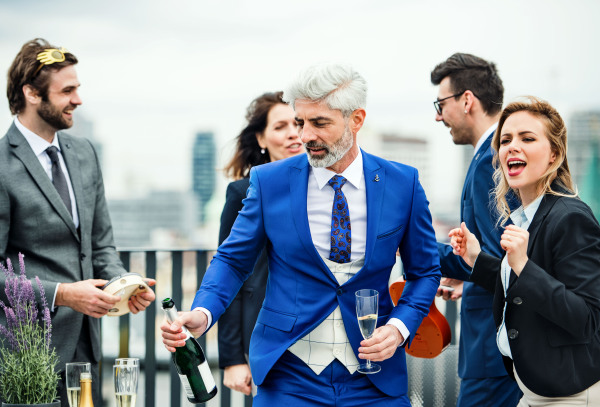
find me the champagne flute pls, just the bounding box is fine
[115,358,139,367]
[65,362,91,407]
[114,364,139,407]
[355,289,381,374]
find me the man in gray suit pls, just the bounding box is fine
[0,38,156,407]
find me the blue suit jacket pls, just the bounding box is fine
[193,151,441,396]
[437,133,509,379]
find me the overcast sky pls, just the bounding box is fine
[1,0,599,220]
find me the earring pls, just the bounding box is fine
[260,148,266,155]
[464,110,468,114]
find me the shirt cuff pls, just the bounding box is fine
[386,317,410,346]
[51,283,60,312]
[193,306,212,334]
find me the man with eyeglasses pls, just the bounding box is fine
[430,53,522,406]
[0,38,156,407]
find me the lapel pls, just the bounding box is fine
[461,133,493,207]
[7,124,79,240]
[362,151,384,266]
[288,156,336,283]
[526,193,561,253]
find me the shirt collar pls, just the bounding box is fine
[14,117,60,156]
[510,194,544,228]
[473,122,498,156]
[312,148,364,190]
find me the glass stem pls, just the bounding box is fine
[366,359,372,369]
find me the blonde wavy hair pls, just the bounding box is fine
[491,96,577,225]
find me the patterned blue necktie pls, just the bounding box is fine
[328,175,351,263]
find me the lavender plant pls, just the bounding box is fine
[0,254,59,404]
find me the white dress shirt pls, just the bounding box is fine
[497,194,543,358]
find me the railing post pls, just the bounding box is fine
[170,252,183,407]
[145,251,157,407]
[118,251,131,359]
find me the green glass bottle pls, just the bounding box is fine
[162,298,218,403]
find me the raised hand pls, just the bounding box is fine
[501,225,529,275]
[448,222,481,267]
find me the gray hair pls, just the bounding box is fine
[283,63,367,117]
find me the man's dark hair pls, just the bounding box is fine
[431,53,504,115]
[6,38,78,115]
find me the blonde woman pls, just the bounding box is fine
[450,97,600,405]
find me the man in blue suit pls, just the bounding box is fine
[162,64,441,406]
[431,53,521,406]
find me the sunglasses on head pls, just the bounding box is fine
[33,47,69,77]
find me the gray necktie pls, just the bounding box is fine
[45,146,72,216]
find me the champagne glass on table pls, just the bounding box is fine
[113,363,139,407]
[355,289,381,374]
[65,362,91,407]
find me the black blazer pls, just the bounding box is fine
[471,193,600,397]
[217,178,268,369]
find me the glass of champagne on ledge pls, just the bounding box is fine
[355,289,381,374]
[65,362,91,407]
[114,362,139,407]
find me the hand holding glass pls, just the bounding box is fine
[65,362,91,407]
[114,363,139,407]
[356,289,381,374]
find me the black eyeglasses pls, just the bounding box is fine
[433,91,466,115]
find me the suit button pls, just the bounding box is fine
[508,329,519,340]
[80,253,86,261]
[513,297,523,305]
[336,288,344,296]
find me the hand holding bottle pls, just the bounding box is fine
[161,298,217,403]
[161,309,208,352]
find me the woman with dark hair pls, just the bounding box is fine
[450,97,600,405]
[218,91,303,398]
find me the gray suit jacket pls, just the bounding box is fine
[0,122,124,370]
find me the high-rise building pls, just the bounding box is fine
[192,132,216,223]
[568,111,600,217]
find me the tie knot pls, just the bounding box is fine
[46,146,60,163]
[328,175,347,192]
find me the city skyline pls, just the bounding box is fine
[0,0,599,229]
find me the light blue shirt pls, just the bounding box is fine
[497,194,544,358]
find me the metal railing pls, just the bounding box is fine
[102,249,459,407]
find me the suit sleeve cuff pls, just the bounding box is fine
[386,318,410,346]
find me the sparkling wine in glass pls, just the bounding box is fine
[114,363,139,407]
[356,289,381,374]
[65,362,91,407]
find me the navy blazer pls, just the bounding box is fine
[437,132,509,379]
[217,178,268,369]
[471,193,600,397]
[193,151,441,397]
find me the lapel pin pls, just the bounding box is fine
[374,174,380,182]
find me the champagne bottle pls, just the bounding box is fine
[79,372,94,407]
[162,298,218,403]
